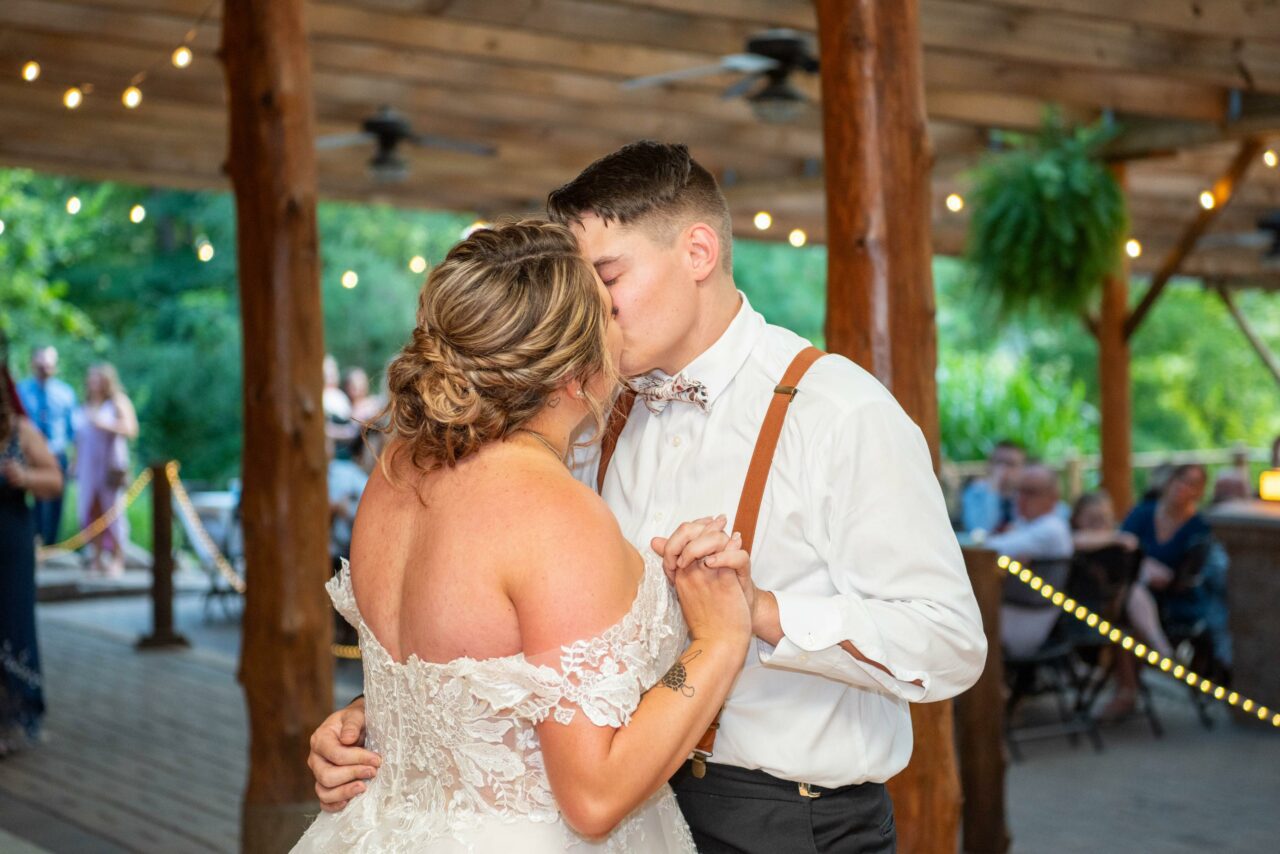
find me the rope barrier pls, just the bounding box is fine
[998,554,1278,729]
[36,468,153,558]
[164,462,247,595]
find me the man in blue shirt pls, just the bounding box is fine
[17,346,77,546]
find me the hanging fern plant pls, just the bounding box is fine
[965,112,1129,317]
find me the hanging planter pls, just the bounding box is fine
[965,113,1129,318]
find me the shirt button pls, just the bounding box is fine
[672,436,683,447]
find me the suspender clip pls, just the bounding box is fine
[774,384,799,397]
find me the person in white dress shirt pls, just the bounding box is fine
[307,141,987,852]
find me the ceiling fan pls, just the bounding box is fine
[620,28,819,124]
[316,106,497,184]
[1197,210,1280,264]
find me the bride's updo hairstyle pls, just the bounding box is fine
[381,219,617,471]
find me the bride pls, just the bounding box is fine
[293,220,751,852]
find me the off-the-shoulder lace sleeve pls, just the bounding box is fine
[326,561,362,628]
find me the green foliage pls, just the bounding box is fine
[965,114,1128,317]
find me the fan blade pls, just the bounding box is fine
[720,72,765,101]
[410,134,497,157]
[620,54,777,90]
[315,131,375,151]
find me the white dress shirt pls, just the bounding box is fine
[574,295,986,787]
[987,513,1073,657]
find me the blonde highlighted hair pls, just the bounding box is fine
[380,219,617,471]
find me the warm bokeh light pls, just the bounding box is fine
[1260,469,1280,502]
[122,86,143,109]
[130,204,146,224]
[63,87,83,109]
[1199,190,1216,210]
[197,242,215,262]
[788,228,807,248]
[409,255,428,274]
[1264,149,1277,168]
[66,196,81,215]
[21,61,40,82]
[753,211,772,230]
[341,270,359,289]
[172,46,193,68]
[1125,238,1142,258]
[461,220,490,238]
[945,193,964,212]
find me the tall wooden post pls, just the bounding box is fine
[222,2,333,851]
[1099,166,1133,513]
[814,1,955,851]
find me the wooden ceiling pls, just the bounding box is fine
[2,0,1279,284]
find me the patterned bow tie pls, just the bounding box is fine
[628,372,709,414]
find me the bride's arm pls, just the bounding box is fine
[511,492,750,839]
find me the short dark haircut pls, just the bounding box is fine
[546,141,733,270]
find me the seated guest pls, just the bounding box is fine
[961,439,1025,534]
[988,464,1072,657]
[1071,491,1172,659]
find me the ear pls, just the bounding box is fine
[685,222,721,283]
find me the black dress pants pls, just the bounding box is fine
[670,761,896,854]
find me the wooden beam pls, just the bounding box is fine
[1125,138,1267,339]
[967,0,1280,41]
[1214,283,1280,389]
[1100,164,1134,513]
[220,2,332,852]
[814,3,958,853]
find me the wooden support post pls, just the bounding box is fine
[955,546,1009,854]
[221,1,332,851]
[1099,164,1134,514]
[137,461,189,650]
[814,2,954,851]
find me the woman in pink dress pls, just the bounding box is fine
[75,363,138,577]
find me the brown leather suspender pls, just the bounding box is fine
[597,346,826,776]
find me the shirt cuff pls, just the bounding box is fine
[763,590,929,701]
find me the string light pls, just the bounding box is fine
[408,255,427,274]
[788,228,807,248]
[196,240,214,262]
[122,86,143,109]
[461,220,490,238]
[1002,558,1279,729]
[129,204,146,224]
[341,270,359,289]
[753,211,773,230]
[1125,238,1142,259]
[0,220,5,236]
[65,196,81,215]
[1264,149,1277,169]
[63,87,84,109]
[21,61,40,82]
[945,193,965,213]
[1199,190,1216,210]
[172,46,193,69]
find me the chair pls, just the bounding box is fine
[1002,557,1103,759]
[1156,539,1221,729]
[180,489,245,621]
[1067,545,1163,737]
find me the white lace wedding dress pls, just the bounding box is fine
[293,552,696,853]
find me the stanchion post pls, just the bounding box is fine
[956,545,1010,854]
[138,461,189,650]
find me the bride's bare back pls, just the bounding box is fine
[347,439,642,667]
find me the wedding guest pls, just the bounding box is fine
[16,346,76,546]
[1,362,64,756]
[75,363,138,577]
[961,439,1025,534]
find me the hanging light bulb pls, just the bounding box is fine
[341,270,359,289]
[21,61,40,82]
[129,204,146,224]
[408,255,428,274]
[945,193,965,213]
[0,219,6,235]
[753,211,772,231]
[172,45,193,69]
[788,228,807,248]
[122,86,143,109]
[1125,238,1142,259]
[1199,190,1216,210]
[1264,149,1277,169]
[197,241,214,262]
[66,196,81,215]
[461,220,490,238]
[63,87,84,109]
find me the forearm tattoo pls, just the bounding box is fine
[660,649,701,697]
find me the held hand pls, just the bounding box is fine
[674,558,751,645]
[651,515,725,583]
[307,698,381,812]
[702,532,757,621]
